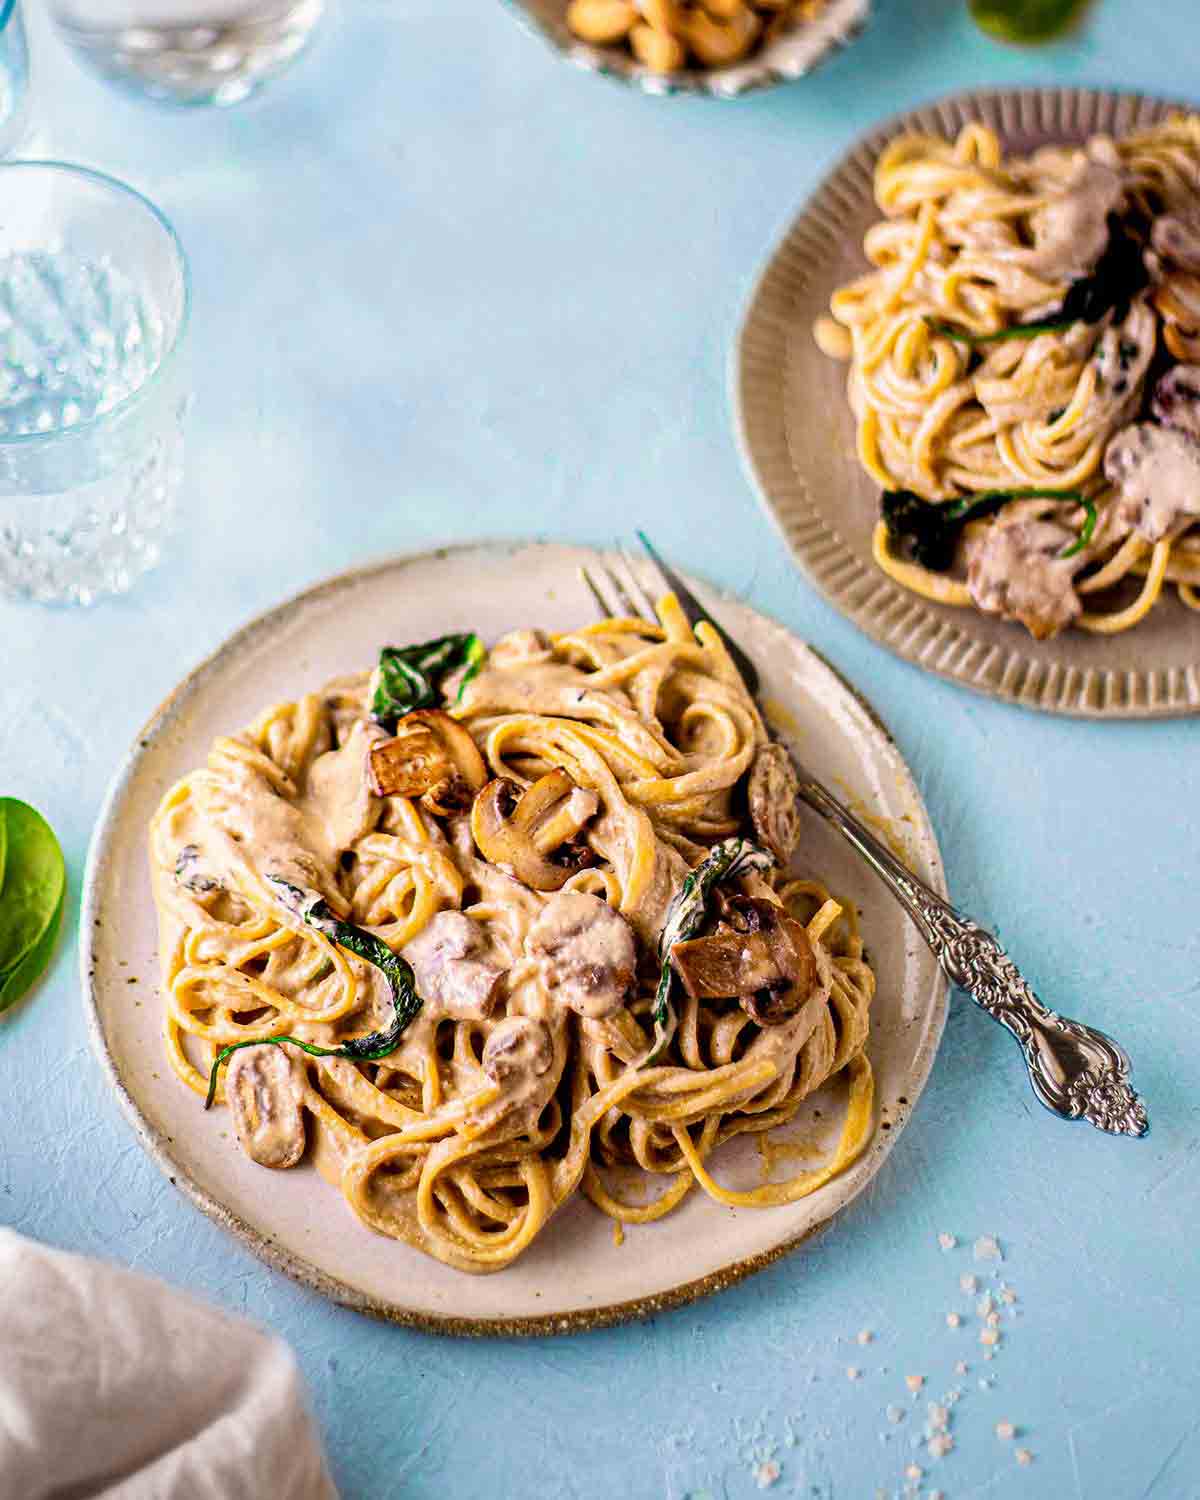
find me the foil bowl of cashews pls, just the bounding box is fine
[504,0,870,98]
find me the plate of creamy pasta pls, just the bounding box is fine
[82,542,946,1332]
[736,89,1200,717]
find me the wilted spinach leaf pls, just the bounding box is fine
[881,487,1092,572]
[370,633,486,731]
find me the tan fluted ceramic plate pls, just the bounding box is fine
[82,542,947,1335]
[735,87,1200,718]
[505,0,869,99]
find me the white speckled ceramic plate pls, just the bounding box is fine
[504,0,869,99]
[82,542,947,1334]
[735,87,1200,718]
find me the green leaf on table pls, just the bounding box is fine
[0,883,64,1013]
[0,798,67,1008]
[0,803,7,900]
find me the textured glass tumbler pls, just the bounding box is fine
[49,0,324,107]
[0,164,190,606]
[0,0,30,155]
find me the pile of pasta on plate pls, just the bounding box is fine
[150,598,875,1272]
[816,113,1200,639]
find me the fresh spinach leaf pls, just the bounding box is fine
[370,634,486,731]
[0,884,64,1012]
[0,799,67,1004]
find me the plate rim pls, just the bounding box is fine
[733,84,1200,720]
[81,538,949,1337]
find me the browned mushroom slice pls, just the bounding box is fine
[747,742,802,864]
[1152,207,1200,275]
[225,1044,306,1169]
[1151,261,1200,364]
[482,1016,555,1083]
[671,895,818,1027]
[368,709,487,816]
[525,891,637,1019]
[470,771,600,892]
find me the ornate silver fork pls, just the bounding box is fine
[579,534,1149,1139]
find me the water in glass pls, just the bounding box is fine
[50,0,324,106]
[0,166,189,607]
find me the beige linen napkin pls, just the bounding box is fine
[0,1229,338,1500]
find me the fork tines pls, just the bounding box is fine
[580,550,660,624]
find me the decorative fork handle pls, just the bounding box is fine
[797,777,1148,1138]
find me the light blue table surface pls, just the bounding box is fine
[4,3,1200,1497]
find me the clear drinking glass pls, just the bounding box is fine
[48,0,324,107]
[0,163,190,605]
[0,0,31,155]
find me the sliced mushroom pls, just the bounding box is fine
[225,1044,306,1169]
[1104,422,1200,542]
[482,1016,554,1084]
[401,910,504,1018]
[1152,270,1200,363]
[470,771,599,892]
[671,895,818,1028]
[368,709,487,816]
[747,742,801,864]
[965,515,1083,639]
[525,891,636,1020]
[1152,365,1200,441]
[1149,210,1200,362]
